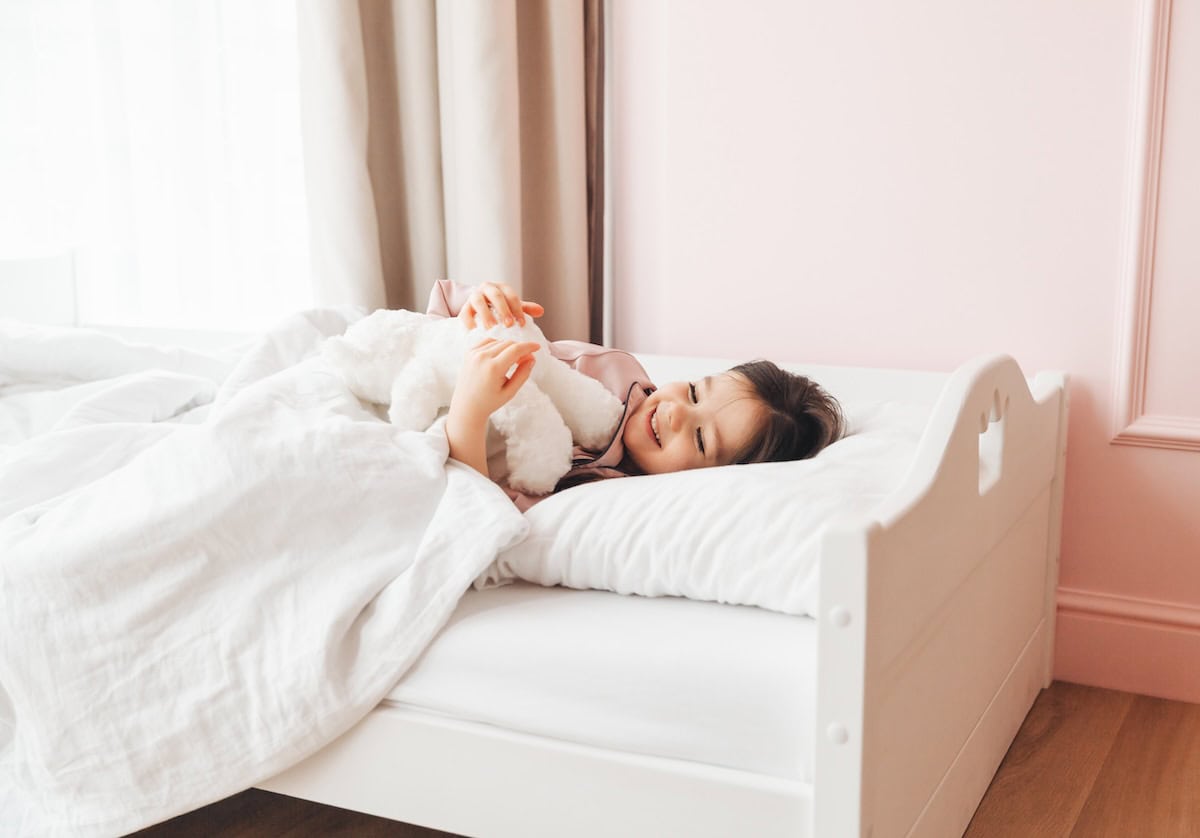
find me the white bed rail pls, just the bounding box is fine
[813,354,1068,838]
[262,703,810,838]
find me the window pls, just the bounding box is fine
[0,0,312,331]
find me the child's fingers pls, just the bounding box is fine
[477,338,532,356]
[473,337,513,359]
[479,301,498,329]
[470,293,497,329]
[481,285,515,327]
[500,287,525,326]
[464,287,542,329]
[492,340,541,367]
[503,355,536,390]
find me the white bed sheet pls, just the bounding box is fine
[385,581,819,783]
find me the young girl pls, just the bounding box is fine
[430,280,844,510]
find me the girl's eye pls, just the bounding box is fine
[696,427,705,455]
[689,382,697,403]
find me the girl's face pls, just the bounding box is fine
[622,373,763,475]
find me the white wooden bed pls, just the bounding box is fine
[259,352,1069,838]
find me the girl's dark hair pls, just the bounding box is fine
[728,360,845,465]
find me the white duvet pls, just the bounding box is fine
[0,311,528,836]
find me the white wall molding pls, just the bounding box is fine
[1111,0,1200,452]
[1113,415,1200,452]
[1058,585,1200,632]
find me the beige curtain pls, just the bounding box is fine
[296,0,600,343]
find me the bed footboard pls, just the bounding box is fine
[813,354,1068,838]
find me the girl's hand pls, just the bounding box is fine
[449,338,540,425]
[445,338,539,478]
[459,282,545,330]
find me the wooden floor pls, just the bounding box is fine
[132,681,1200,837]
[963,681,1200,837]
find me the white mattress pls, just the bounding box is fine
[385,581,818,782]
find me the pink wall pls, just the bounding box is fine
[612,0,1200,702]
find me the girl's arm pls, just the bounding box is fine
[445,338,540,479]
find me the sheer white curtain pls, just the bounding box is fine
[1,0,600,337]
[0,0,312,331]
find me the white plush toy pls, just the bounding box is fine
[322,309,625,495]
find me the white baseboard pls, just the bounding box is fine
[1058,587,1200,630]
[1055,586,1200,704]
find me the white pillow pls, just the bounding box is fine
[477,401,929,617]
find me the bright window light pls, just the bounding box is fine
[0,0,313,332]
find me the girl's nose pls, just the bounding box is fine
[668,400,687,432]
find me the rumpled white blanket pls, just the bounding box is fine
[0,311,529,836]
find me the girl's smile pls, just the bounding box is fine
[623,374,763,475]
